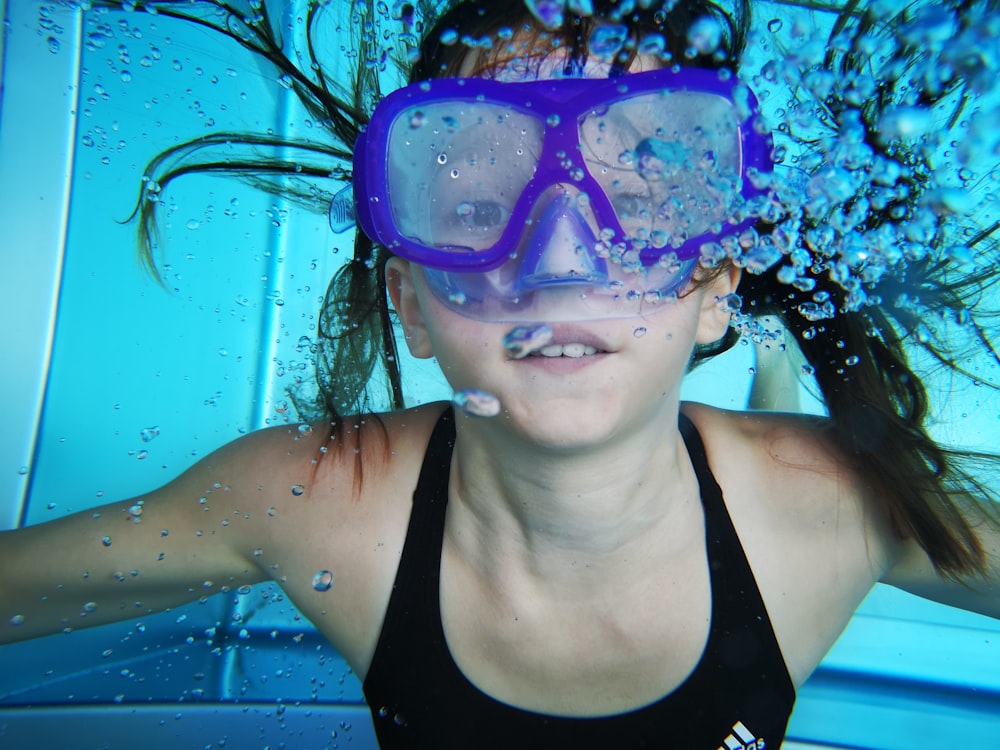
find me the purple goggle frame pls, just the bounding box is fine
[352,66,772,271]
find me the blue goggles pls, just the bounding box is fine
[352,67,773,321]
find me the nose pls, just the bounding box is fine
[515,193,609,291]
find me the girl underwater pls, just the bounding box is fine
[3,0,1000,746]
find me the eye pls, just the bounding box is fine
[610,193,647,221]
[456,200,506,229]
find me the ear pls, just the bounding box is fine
[386,257,434,359]
[694,263,742,345]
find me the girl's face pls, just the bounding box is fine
[386,45,741,446]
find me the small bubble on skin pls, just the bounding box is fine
[453,389,502,418]
[9,615,25,626]
[633,327,648,338]
[291,484,305,496]
[312,570,334,592]
[102,536,112,547]
[82,602,98,614]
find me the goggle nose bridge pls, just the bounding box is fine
[501,118,630,290]
[514,191,611,291]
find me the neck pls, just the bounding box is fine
[445,401,701,590]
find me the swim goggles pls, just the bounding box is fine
[352,67,773,322]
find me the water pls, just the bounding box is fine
[1,1,999,747]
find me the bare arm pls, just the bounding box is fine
[880,517,1000,620]
[0,423,327,643]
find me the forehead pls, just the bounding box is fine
[455,32,660,81]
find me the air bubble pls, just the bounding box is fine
[589,24,628,60]
[139,426,160,443]
[453,389,501,418]
[715,293,743,314]
[503,324,554,359]
[638,33,666,56]
[102,536,112,547]
[9,615,25,626]
[408,111,426,129]
[687,17,722,55]
[291,484,305,496]
[524,0,565,30]
[312,570,334,591]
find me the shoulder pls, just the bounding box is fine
[679,400,899,561]
[230,403,450,670]
[679,401,850,506]
[679,402,903,683]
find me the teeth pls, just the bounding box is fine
[536,343,599,358]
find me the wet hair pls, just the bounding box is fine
[125,0,999,578]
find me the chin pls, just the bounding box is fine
[493,390,663,451]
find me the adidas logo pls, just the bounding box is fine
[716,720,766,750]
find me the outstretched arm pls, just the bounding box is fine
[0,423,325,643]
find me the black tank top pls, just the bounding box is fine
[363,409,795,748]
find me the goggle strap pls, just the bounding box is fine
[329,183,356,234]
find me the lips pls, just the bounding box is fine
[521,324,613,358]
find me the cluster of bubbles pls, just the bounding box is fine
[727,2,998,323]
[515,0,1000,329]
